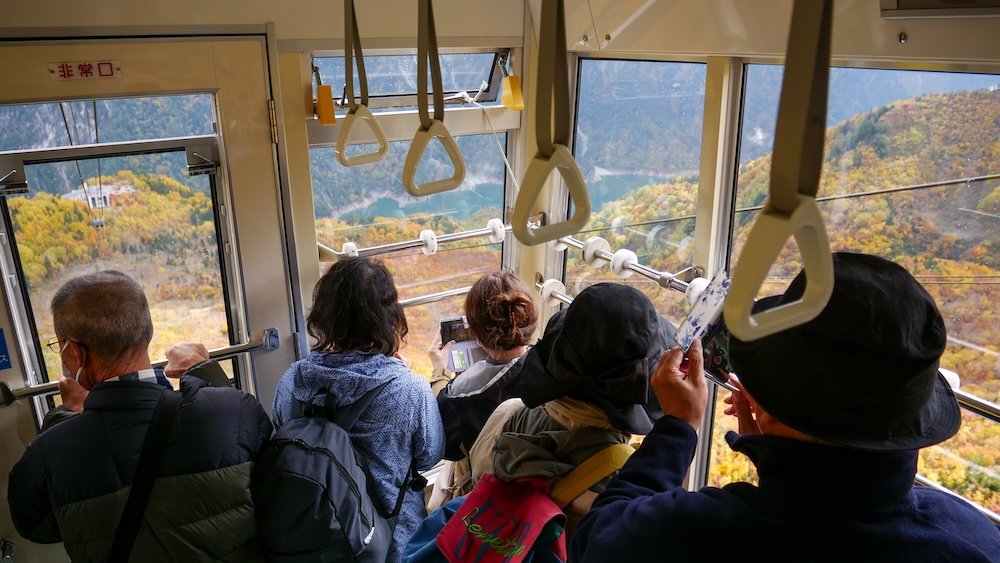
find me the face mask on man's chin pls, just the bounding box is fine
[62,363,83,382]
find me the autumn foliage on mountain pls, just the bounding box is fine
[10,88,998,511]
[568,89,999,510]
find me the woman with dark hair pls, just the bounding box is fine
[272,257,444,563]
[426,270,538,505]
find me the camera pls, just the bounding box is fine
[440,316,473,344]
[701,318,735,390]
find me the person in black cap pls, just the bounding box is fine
[571,252,1000,562]
[465,282,675,527]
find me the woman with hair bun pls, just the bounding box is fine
[428,270,537,391]
[426,270,538,505]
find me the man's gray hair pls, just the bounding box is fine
[51,270,154,359]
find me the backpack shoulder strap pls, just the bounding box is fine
[332,379,392,431]
[550,443,634,508]
[107,388,183,563]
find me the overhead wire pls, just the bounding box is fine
[58,102,99,227]
[456,89,520,198]
[91,100,106,227]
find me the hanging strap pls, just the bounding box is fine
[549,443,634,508]
[723,0,835,342]
[402,0,466,196]
[343,0,368,111]
[337,0,389,166]
[535,0,570,158]
[417,0,444,129]
[511,0,591,246]
[107,388,183,563]
[770,0,832,213]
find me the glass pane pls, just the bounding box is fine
[311,133,507,376]
[314,53,500,113]
[7,150,231,382]
[0,94,214,152]
[710,67,1000,510]
[565,59,706,326]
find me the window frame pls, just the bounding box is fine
[562,54,713,287]
[306,47,523,270]
[713,57,1000,509]
[558,50,1000,506]
[310,47,508,113]
[0,127,246,426]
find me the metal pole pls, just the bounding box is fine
[399,286,473,308]
[1,328,280,406]
[357,238,426,257]
[558,236,690,292]
[954,388,1000,424]
[350,224,511,259]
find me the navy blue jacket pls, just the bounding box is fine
[572,416,1000,562]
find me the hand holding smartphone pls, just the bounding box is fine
[439,316,488,373]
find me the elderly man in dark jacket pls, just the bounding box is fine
[8,270,272,562]
[572,253,1000,562]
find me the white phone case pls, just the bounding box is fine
[676,270,730,351]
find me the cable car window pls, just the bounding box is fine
[313,52,503,113]
[711,66,999,515]
[0,95,215,152]
[311,133,506,375]
[564,59,706,325]
[1,146,233,385]
[0,94,236,389]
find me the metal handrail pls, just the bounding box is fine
[954,388,1000,424]
[319,223,511,260]
[0,328,280,406]
[532,277,734,391]
[556,235,1000,425]
[915,474,1000,527]
[399,286,472,309]
[558,236,692,293]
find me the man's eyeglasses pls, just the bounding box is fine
[45,338,86,353]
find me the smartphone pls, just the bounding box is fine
[439,316,487,373]
[675,271,736,391]
[702,318,736,391]
[440,316,473,343]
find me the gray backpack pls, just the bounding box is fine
[251,381,422,562]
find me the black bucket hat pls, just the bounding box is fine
[728,252,960,451]
[512,283,675,434]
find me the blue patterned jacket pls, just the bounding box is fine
[273,351,445,563]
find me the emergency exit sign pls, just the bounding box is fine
[48,61,122,81]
